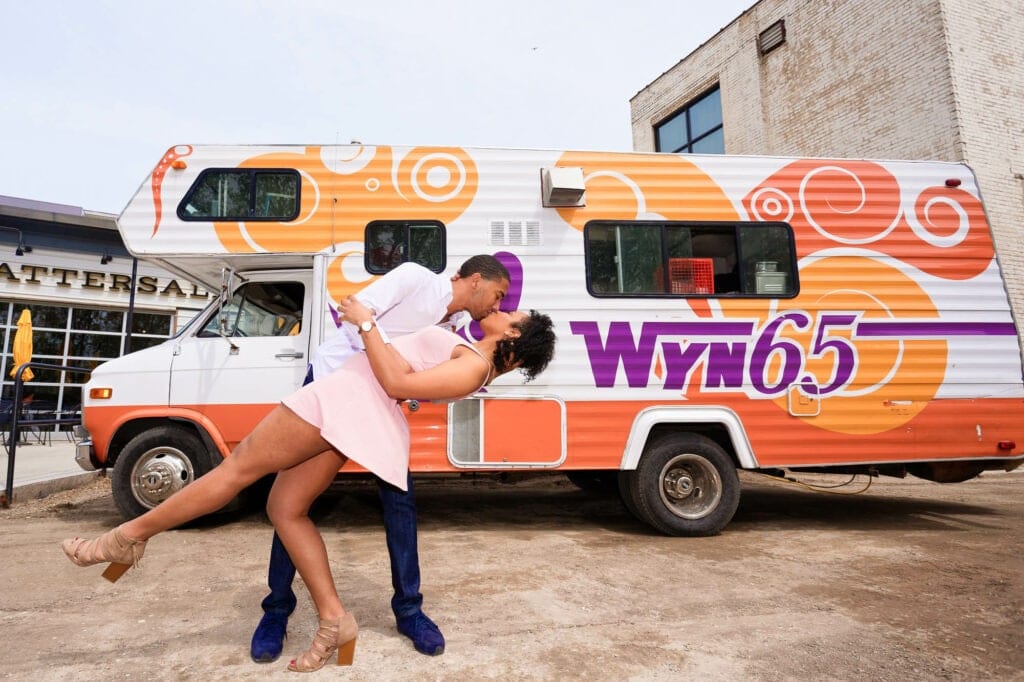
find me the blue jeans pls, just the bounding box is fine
[260,472,424,619]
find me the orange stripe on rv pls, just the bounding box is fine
[560,398,1024,468]
[84,404,252,463]
[86,396,1023,473]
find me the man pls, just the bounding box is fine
[250,254,510,662]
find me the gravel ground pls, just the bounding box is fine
[1,469,1022,681]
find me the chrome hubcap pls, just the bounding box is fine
[658,453,722,520]
[130,448,195,509]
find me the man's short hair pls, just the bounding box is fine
[458,254,510,282]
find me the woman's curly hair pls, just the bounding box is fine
[493,310,556,382]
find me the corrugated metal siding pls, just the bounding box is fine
[118,145,1024,468]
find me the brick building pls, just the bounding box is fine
[630,0,1024,352]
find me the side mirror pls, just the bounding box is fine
[217,268,241,354]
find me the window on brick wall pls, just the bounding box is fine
[655,86,724,154]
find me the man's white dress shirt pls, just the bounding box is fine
[310,262,466,379]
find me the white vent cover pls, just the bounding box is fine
[540,166,586,207]
[490,220,541,246]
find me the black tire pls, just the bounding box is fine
[618,469,643,520]
[111,426,213,520]
[626,433,740,536]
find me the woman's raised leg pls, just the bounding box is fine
[62,404,331,579]
[124,405,331,539]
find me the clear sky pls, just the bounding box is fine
[1,0,753,215]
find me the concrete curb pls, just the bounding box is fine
[6,471,103,504]
[2,439,102,506]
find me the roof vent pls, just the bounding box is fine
[758,19,786,55]
[540,167,586,207]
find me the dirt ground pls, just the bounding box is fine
[2,469,1022,681]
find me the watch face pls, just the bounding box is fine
[360,321,373,332]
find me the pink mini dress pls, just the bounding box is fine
[282,325,491,490]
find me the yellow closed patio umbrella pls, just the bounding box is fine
[9,309,34,382]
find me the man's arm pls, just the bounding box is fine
[338,296,487,400]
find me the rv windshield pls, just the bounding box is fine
[198,281,304,338]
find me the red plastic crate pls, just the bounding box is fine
[668,257,715,294]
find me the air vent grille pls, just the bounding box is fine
[489,220,541,246]
[758,19,786,55]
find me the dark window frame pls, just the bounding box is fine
[364,220,447,275]
[655,85,724,154]
[583,219,799,299]
[177,168,301,222]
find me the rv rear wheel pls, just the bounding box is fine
[623,433,740,536]
[618,470,642,520]
[112,426,212,520]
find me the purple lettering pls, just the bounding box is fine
[705,342,747,389]
[571,320,756,388]
[750,313,810,394]
[568,311,997,398]
[811,314,858,394]
[661,342,707,390]
[569,321,660,387]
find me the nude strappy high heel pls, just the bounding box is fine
[61,526,146,582]
[287,612,358,672]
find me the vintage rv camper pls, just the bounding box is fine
[75,144,1024,535]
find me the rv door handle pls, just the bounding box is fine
[275,351,305,359]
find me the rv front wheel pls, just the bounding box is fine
[625,434,740,536]
[112,426,212,520]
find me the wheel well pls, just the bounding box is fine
[107,418,218,468]
[645,422,740,467]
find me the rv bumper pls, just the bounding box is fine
[75,437,99,472]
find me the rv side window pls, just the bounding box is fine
[198,281,304,337]
[364,221,446,274]
[178,169,301,221]
[584,221,797,297]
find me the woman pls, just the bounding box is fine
[62,296,555,672]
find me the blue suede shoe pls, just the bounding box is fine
[250,612,288,663]
[396,610,445,656]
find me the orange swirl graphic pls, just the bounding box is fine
[324,247,377,308]
[553,151,737,319]
[901,186,993,279]
[553,151,739,230]
[713,257,945,434]
[212,146,478,254]
[213,147,331,253]
[744,160,993,279]
[745,160,902,257]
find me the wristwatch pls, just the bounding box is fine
[358,319,375,334]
